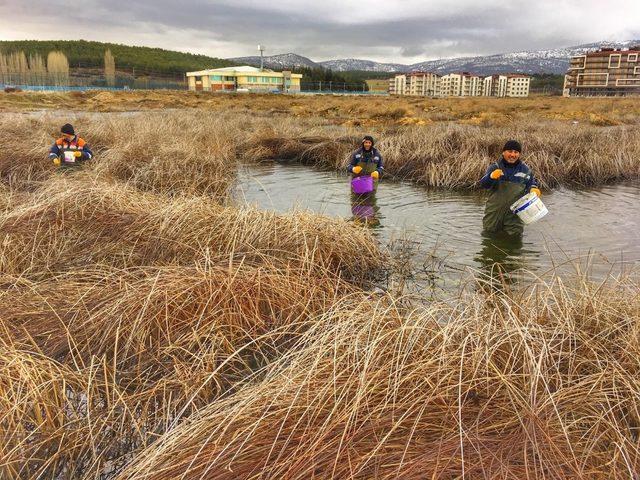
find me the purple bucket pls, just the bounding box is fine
[351,176,374,194]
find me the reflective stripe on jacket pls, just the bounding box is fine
[49,136,93,161]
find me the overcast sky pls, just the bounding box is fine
[1,0,639,63]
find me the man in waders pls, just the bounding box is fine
[48,123,93,170]
[348,135,383,182]
[480,140,541,236]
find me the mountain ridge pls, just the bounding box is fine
[230,39,640,76]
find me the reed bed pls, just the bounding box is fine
[0,112,238,196]
[2,109,639,192]
[243,120,640,189]
[0,176,383,279]
[116,274,640,480]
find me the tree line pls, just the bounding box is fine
[0,40,233,76]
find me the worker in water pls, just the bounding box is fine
[348,135,383,182]
[480,140,541,236]
[48,123,93,168]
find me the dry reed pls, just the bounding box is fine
[117,274,640,480]
[2,109,639,191]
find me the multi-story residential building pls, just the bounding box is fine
[405,72,440,96]
[389,74,407,95]
[483,75,507,97]
[186,66,302,93]
[440,72,483,97]
[390,71,530,98]
[564,47,640,96]
[505,75,531,97]
[484,74,531,97]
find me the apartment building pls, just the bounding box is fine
[404,72,440,96]
[389,74,407,95]
[440,72,483,97]
[563,47,640,96]
[506,75,530,97]
[389,71,530,98]
[483,74,530,97]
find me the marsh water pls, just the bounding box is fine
[234,162,639,288]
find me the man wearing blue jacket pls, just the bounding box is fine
[48,123,93,169]
[480,140,541,236]
[348,135,384,181]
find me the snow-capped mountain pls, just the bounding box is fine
[228,53,320,70]
[318,59,406,73]
[228,40,640,75]
[406,40,640,75]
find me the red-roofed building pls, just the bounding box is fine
[564,47,640,96]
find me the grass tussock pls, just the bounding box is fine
[1,261,356,392]
[245,120,640,188]
[1,96,638,478]
[117,275,640,480]
[0,112,238,196]
[0,176,383,278]
[0,343,140,479]
[3,109,639,191]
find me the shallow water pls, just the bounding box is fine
[234,162,639,286]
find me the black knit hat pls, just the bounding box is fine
[503,139,522,153]
[61,123,75,135]
[362,135,375,146]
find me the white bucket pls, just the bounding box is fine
[510,192,548,224]
[63,151,76,163]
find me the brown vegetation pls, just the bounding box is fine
[117,275,640,479]
[2,109,639,191]
[2,90,640,127]
[0,96,638,479]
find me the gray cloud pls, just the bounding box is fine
[2,0,639,63]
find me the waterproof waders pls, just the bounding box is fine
[482,180,526,236]
[353,156,380,189]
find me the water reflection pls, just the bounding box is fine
[350,191,382,228]
[474,232,526,287]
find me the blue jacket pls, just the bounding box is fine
[348,147,384,174]
[49,136,93,161]
[480,158,537,192]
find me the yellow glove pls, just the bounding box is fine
[53,157,61,166]
[352,165,363,174]
[490,169,503,180]
[530,187,541,197]
[74,151,82,157]
[371,171,379,180]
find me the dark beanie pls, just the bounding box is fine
[362,135,375,146]
[503,140,522,153]
[61,123,75,135]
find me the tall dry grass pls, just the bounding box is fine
[0,112,239,196]
[241,119,640,189]
[0,339,144,479]
[2,109,638,191]
[117,274,640,480]
[0,176,383,279]
[0,99,637,478]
